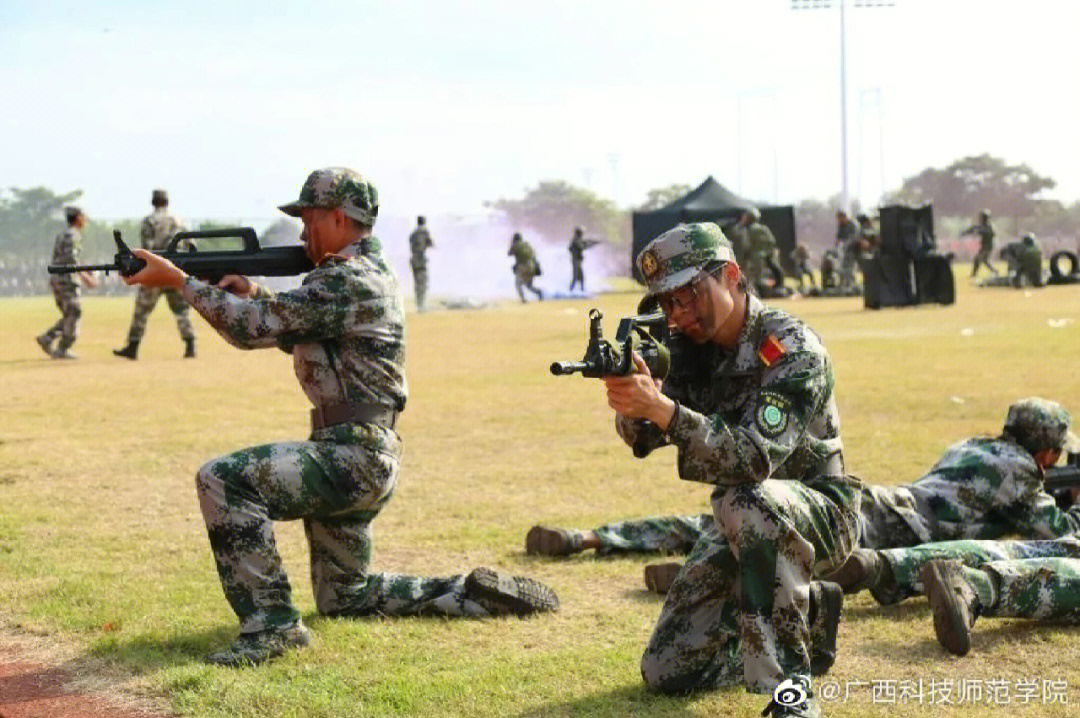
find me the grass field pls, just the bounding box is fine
[2,271,1080,717]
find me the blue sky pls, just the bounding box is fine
[4,0,1080,224]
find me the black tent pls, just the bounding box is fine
[631,176,797,281]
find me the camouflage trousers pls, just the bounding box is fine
[411,265,428,311]
[43,279,81,350]
[874,537,1080,605]
[196,423,488,635]
[971,248,997,277]
[589,483,925,556]
[592,513,711,555]
[126,286,194,344]
[838,257,858,292]
[570,261,585,292]
[514,267,542,302]
[641,478,860,695]
[980,557,1080,621]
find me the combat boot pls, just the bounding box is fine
[643,561,683,594]
[808,581,843,676]
[113,341,139,360]
[464,567,559,616]
[51,348,78,359]
[35,334,54,356]
[525,526,583,556]
[183,337,196,358]
[206,622,312,667]
[824,548,882,594]
[920,559,982,656]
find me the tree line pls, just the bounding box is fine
[5,153,1080,295]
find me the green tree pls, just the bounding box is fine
[636,183,693,211]
[890,154,1055,219]
[485,180,628,248]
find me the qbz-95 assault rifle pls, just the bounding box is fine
[550,308,670,379]
[47,227,314,284]
[1042,453,1080,509]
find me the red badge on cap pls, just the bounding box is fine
[758,335,786,367]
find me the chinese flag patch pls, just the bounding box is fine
[758,334,786,367]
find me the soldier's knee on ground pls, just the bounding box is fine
[640,650,701,695]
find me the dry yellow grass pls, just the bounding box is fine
[1,273,1079,717]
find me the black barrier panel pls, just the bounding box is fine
[914,256,956,305]
[879,204,935,257]
[864,253,916,309]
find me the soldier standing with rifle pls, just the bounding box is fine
[120,168,558,666]
[408,215,433,311]
[960,209,999,279]
[37,206,97,359]
[114,189,196,359]
[568,226,600,292]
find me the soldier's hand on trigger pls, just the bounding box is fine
[122,248,186,289]
[216,274,256,298]
[603,352,675,430]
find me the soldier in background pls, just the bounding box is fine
[37,206,97,359]
[856,213,879,254]
[734,208,780,292]
[836,211,863,294]
[790,243,816,291]
[568,226,600,292]
[1012,233,1044,288]
[120,167,559,666]
[113,189,196,359]
[508,232,543,302]
[960,209,999,279]
[409,215,433,311]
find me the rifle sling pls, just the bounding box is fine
[311,401,398,431]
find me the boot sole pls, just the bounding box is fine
[466,567,559,615]
[920,563,971,656]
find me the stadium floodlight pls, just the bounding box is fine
[791,0,894,212]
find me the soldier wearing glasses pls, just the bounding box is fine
[602,222,859,716]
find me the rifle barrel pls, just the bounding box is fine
[47,264,117,274]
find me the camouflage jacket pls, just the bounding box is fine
[617,294,845,486]
[961,223,995,252]
[141,208,188,251]
[569,236,598,262]
[409,227,432,269]
[509,239,538,273]
[181,236,407,414]
[50,227,81,286]
[746,222,777,257]
[864,436,1080,543]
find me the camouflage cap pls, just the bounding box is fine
[637,222,735,296]
[64,206,84,222]
[1005,397,1080,454]
[279,167,378,225]
[151,188,168,204]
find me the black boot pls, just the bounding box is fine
[183,338,196,358]
[113,341,139,360]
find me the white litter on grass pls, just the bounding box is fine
[563,308,577,315]
[1024,290,1033,298]
[960,328,975,337]
[950,396,966,404]
[1049,318,1074,329]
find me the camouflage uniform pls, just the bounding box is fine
[568,228,599,292]
[509,233,542,302]
[190,169,521,639]
[408,219,433,311]
[790,245,815,290]
[961,217,997,278]
[123,206,195,346]
[582,399,1080,556]
[630,223,860,702]
[872,537,1080,605]
[743,220,778,291]
[1013,234,1044,288]
[837,216,862,293]
[41,224,83,353]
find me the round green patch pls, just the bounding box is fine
[756,392,791,437]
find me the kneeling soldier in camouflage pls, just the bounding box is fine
[603,222,860,717]
[122,168,557,666]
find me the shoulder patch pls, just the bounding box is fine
[756,391,791,438]
[758,334,786,367]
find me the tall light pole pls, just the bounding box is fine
[792,0,893,212]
